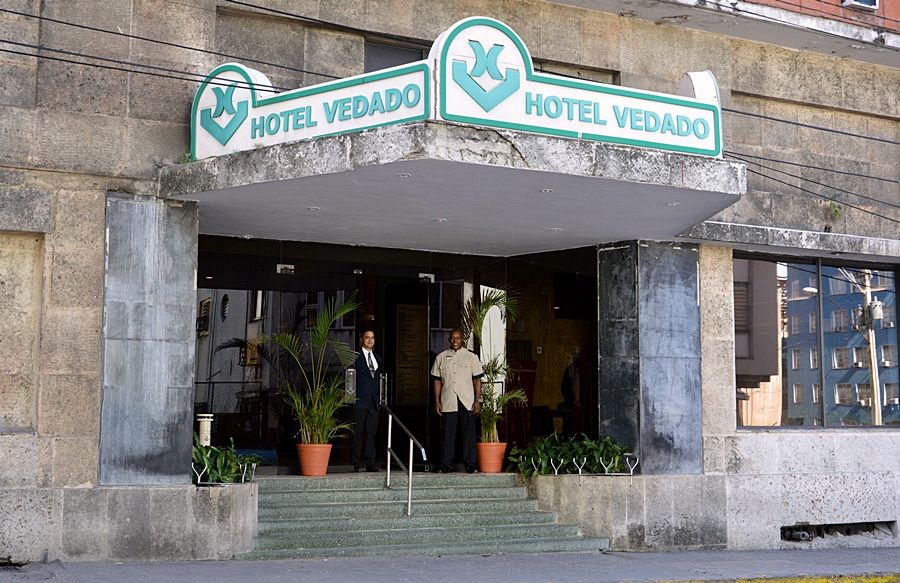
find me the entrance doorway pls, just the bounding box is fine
[192,236,598,470]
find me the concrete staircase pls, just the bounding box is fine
[243,472,608,558]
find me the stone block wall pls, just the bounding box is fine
[0,483,257,563]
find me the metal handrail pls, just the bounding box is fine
[383,404,428,516]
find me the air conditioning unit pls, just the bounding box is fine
[884,322,896,329]
[858,398,871,407]
[853,361,866,368]
[841,0,878,10]
[889,398,900,406]
[882,361,894,368]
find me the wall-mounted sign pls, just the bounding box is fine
[191,17,722,160]
[191,63,430,160]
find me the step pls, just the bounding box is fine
[259,485,528,505]
[257,497,540,520]
[256,473,520,492]
[255,523,582,550]
[240,536,609,559]
[258,511,559,534]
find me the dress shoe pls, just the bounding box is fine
[465,465,477,474]
[440,466,454,473]
[353,465,364,473]
[365,465,379,472]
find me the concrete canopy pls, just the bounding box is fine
[160,121,745,257]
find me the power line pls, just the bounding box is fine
[728,155,900,224]
[0,39,285,92]
[0,45,281,94]
[0,6,339,79]
[728,151,900,185]
[728,151,900,210]
[723,108,900,146]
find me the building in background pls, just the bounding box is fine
[0,0,898,562]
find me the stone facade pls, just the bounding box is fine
[0,0,897,562]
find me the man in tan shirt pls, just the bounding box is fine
[431,329,484,473]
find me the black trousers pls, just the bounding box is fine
[352,402,379,467]
[441,398,476,470]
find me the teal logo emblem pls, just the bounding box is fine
[200,83,248,145]
[452,40,520,112]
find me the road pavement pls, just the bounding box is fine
[3,547,900,583]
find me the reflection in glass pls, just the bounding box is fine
[735,258,899,428]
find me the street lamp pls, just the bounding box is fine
[804,269,884,425]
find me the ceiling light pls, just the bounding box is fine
[397,172,411,178]
[204,276,214,280]
[240,234,253,239]
[667,201,680,206]
[433,217,448,223]
[540,188,553,193]
[306,206,319,212]
[548,227,562,232]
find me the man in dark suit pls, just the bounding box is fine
[352,329,382,472]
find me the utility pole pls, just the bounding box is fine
[856,270,884,426]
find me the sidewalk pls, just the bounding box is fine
[4,547,900,583]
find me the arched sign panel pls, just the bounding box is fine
[191,17,721,161]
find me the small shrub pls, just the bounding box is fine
[508,432,632,478]
[192,433,263,484]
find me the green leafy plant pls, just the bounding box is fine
[191,433,263,484]
[508,432,632,478]
[461,287,527,442]
[270,292,359,444]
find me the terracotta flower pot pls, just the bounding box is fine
[477,442,508,473]
[297,443,332,476]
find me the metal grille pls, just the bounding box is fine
[194,381,262,414]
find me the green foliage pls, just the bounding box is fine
[479,378,527,443]
[508,432,632,478]
[461,287,526,442]
[270,292,359,444]
[179,152,193,164]
[191,433,263,485]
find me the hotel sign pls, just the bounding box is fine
[191,17,722,160]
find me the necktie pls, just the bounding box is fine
[367,352,375,376]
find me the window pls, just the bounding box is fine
[883,345,897,367]
[835,383,854,405]
[734,282,750,331]
[735,256,896,428]
[886,383,900,405]
[857,383,872,406]
[196,298,211,336]
[791,349,802,370]
[830,277,850,295]
[841,0,878,11]
[250,290,266,321]
[883,306,896,329]
[832,309,850,332]
[833,347,850,369]
[365,41,427,72]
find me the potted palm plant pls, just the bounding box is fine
[272,292,360,475]
[462,288,527,473]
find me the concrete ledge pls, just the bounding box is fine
[159,121,745,198]
[0,483,257,562]
[682,220,900,262]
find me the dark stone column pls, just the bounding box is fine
[598,241,702,475]
[99,194,199,485]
